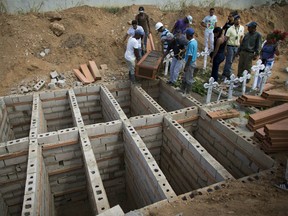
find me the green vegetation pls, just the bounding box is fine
[103,6,121,14]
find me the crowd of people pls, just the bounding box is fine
[124,6,282,94]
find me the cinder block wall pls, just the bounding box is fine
[3,95,33,139]
[40,90,74,132]
[0,99,15,142]
[194,108,274,178]
[86,121,128,210]
[0,193,9,216]
[169,106,199,133]
[0,138,29,215]
[40,128,88,209]
[133,114,164,164]
[161,117,234,195]
[74,85,104,124]
[105,81,131,117]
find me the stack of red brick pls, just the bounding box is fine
[249,103,288,152]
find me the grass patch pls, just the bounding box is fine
[103,6,121,14]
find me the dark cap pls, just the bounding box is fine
[233,14,240,20]
[246,21,257,27]
[185,28,195,36]
[139,6,144,12]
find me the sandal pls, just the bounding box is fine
[275,182,288,191]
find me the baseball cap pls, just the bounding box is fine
[139,6,144,12]
[233,14,240,20]
[246,21,257,27]
[185,28,195,35]
[187,15,193,24]
[135,29,144,36]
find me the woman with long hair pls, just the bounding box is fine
[210,27,226,81]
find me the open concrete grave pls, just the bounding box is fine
[0,79,275,215]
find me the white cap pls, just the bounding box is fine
[155,22,163,31]
[187,15,193,24]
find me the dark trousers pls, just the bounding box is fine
[211,52,225,81]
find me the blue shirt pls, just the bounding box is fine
[185,38,198,65]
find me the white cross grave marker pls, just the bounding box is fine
[204,77,218,104]
[259,67,272,94]
[224,74,241,99]
[201,47,210,70]
[163,51,173,76]
[239,70,251,95]
[251,59,265,90]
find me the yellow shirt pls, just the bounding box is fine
[225,25,244,46]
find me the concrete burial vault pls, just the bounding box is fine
[0,78,275,216]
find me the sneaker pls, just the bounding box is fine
[275,182,288,191]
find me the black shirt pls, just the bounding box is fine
[223,21,234,35]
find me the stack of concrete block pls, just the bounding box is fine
[68,89,110,215]
[0,138,29,215]
[161,116,234,195]
[131,86,166,116]
[74,85,103,125]
[40,90,74,132]
[123,121,176,208]
[105,81,131,117]
[169,106,199,133]
[0,99,15,142]
[195,106,275,178]
[3,95,33,139]
[132,113,164,164]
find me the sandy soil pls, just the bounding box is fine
[0,4,288,216]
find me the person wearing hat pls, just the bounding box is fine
[164,31,188,86]
[135,6,151,54]
[222,11,238,35]
[155,22,171,53]
[124,29,142,83]
[222,15,244,80]
[236,21,262,78]
[171,15,193,34]
[201,8,218,52]
[182,28,198,95]
[123,20,145,58]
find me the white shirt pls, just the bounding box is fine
[127,25,144,48]
[202,15,217,33]
[125,37,138,61]
[225,25,245,46]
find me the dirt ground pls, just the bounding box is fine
[0,4,288,216]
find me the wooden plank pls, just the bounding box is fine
[73,69,92,84]
[248,103,288,124]
[146,33,155,53]
[88,61,102,80]
[80,64,95,82]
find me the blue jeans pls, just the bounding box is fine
[222,46,238,78]
[211,52,225,81]
[169,57,184,83]
[183,62,196,85]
